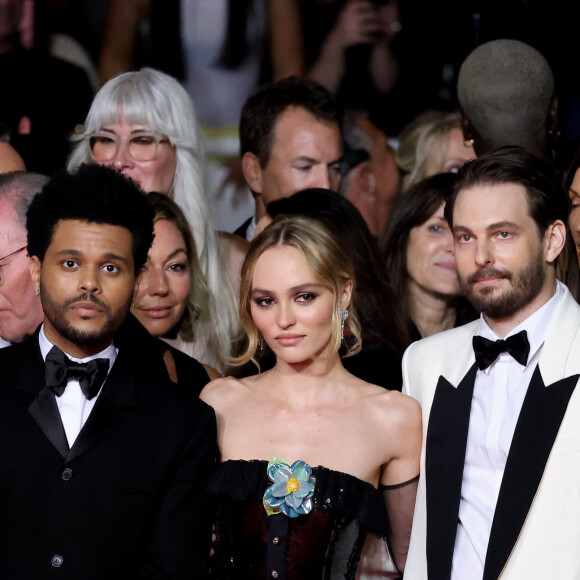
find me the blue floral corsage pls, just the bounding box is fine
[263,458,316,518]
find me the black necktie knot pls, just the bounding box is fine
[45,346,109,400]
[473,330,530,371]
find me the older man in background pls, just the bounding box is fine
[0,171,47,346]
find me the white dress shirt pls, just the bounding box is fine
[39,325,117,448]
[451,282,564,580]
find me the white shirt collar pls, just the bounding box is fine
[38,324,118,369]
[478,280,564,372]
[246,216,257,241]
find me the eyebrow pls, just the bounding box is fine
[453,220,520,234]
[250,282,327,295]
[290,156,320,164]
[161,248,188,264]
[99,127,150,136]
[55,249,130,264]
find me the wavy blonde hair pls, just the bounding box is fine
[232,215,361,367]
[396,110,462,191]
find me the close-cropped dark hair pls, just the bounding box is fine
[268,188,408,355]
[382,172,462,342]
[26,164,154,273]
[239,76,340,167]
[445,146,569,233]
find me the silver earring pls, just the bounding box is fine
[464,138,475,148]
[340,309,349,335]
[35,289,40,296]
[258,337,264,352]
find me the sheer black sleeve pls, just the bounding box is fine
[381,474,419,575]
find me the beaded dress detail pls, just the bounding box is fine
[210,459,390,580]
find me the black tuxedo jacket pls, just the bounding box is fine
[0,320,217,579]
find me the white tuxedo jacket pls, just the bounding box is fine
[402,285,580,580]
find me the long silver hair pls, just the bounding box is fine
[68,68,239,368]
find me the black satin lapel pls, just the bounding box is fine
[426,364,478,580]
[483,368,579,580]
[66,394,120,463]
[28,388,69,458]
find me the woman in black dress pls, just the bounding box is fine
[201,215,420,579]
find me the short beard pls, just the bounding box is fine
[40,284,132,348]
[459,253,545,319]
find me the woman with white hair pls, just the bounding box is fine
[68,67,241,373]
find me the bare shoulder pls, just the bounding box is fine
[354,381,422,438]
[200,375,250,409]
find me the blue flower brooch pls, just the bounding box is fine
[263,458,316,518]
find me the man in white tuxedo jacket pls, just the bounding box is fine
[403,146,580,580]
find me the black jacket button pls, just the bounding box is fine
[51,555,63,567]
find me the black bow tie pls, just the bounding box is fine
[472,330,530,371]
[45,346,109,400]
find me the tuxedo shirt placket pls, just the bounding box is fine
[38,325,116,447]
[451,283,564,580]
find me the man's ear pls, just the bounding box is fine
[547,94,559,136]
[544,219,566,264]
[29,255,41,295]
[459,107,474,142]
[241,152,264,194]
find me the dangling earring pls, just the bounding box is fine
[258,336,264,352]
[340,309,349,336]
[464,138,475,148]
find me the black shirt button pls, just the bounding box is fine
[51,555,63,567]
[61,468,73,481]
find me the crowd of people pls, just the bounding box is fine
[2,1,580,579]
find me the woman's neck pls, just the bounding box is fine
[408,280,456,338]
[266,351,350,405]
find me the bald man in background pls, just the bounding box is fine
[0,171,46,347]
[0,142,25,173]
[457,39,558,167]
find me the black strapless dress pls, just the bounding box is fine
[210,459,390,580]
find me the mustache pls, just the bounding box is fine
[466,267,513,284]
[64,292,109,311]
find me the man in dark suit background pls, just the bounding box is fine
[0,163,216,579]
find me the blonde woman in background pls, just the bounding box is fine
[395,109,474,191]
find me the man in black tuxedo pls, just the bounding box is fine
[0,164,216,579]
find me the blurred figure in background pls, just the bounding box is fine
[395,109,474,192]
[0,142,25,173]
[340,111,399,238]
[237,76,343,240]
[131,192,221,386]
[68,68,240,372]
[382,172,476,343]
[0,0,93,174]
[457,39,558,167]
[0,171,47,347]
[269,0,402,135]
[98,0,268,231]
